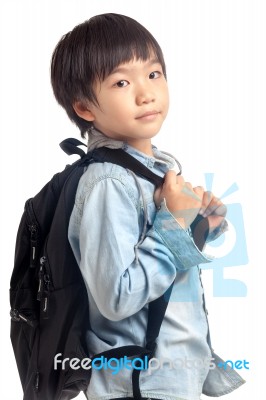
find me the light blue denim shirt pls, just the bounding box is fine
[68,144,245,400]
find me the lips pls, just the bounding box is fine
[135,110,160,119]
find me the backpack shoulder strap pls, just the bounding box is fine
[91,147,164,187]
[60,138,87,157]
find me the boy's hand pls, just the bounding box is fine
[198,191,227,233]
[154,171,204,229]
[154,171,227,231]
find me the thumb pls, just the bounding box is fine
[163,170,180,186]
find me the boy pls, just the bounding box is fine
[51,13,245,400]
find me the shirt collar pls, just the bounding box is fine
[123,143,181,174]
[87,126,181,174]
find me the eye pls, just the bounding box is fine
[149,71,161,79]
[114,80,129,88]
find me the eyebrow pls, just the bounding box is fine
[110,58,161,76]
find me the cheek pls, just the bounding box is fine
[110,99,131,118]
[165,84,170,101]
[163,88,170,112]
[104,96,124,112]
[166,96,170,111]
[159,82,169,103]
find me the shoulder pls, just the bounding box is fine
[83,161,130,185]
[75,161,139,206]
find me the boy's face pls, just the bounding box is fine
[75,57,169,154]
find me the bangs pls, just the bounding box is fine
[95,42,164,82]
[90,20,165,81]
[75,14,166,83]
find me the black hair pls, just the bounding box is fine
[51,13,166,138]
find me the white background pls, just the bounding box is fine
[0,0,265,398]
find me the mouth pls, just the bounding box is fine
[135,111,160,120]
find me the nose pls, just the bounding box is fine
[135,82,155,106]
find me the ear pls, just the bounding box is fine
[73,101,95,122]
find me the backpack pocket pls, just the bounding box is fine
[10,291,40,394]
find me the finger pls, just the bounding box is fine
[175,174,185,185]
[202,196,226,217]
[209,203,227,217]
[181,183,203,202]
[184,181,193,190]
[164,171,184,188]
[199,191,214,215]
[202,196,219,217]
[215,204,227,217]
[193,186,205,201]
[207,214,226,231]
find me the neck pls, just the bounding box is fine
[126,139,153,156]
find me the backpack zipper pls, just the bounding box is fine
[37,257,45,301]
[29,224,38,267]
[10,309,37,328]
[34,372,40,392]
[25,199,40,268]
[37,256,52,319]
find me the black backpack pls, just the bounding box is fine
[10,139,208,400]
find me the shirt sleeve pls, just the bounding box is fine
[147,199,214,268]
[206,218,229,243]
[75,177,212,321]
